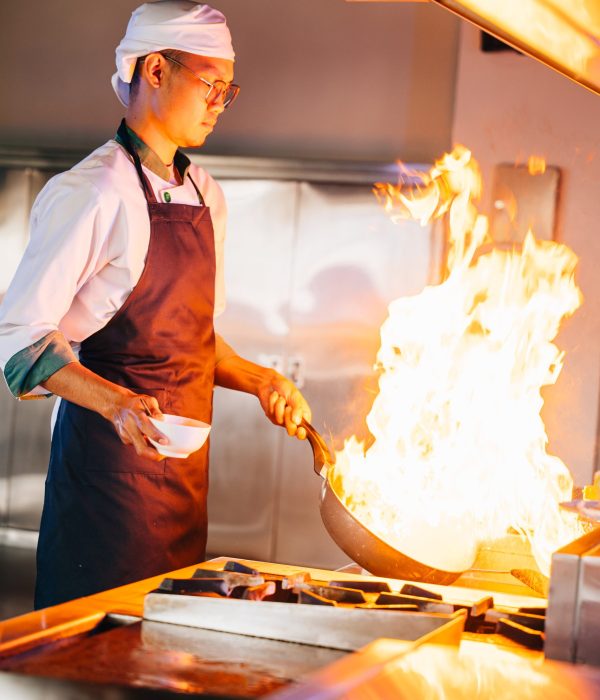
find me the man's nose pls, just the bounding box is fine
[208,102,225,117]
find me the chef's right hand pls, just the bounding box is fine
[110,394,169,461]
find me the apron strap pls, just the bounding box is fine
[187,173,206,207]
[117,119,158,204]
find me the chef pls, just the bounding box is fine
[0,1,311,609]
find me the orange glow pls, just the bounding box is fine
[331,146,584,576]
[528,155,547,176]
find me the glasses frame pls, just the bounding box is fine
[161,53,240,109]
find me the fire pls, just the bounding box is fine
[331,146,584,577]
[528,155,547,175]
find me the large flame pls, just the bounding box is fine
[331,146,584,576]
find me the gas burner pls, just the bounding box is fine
[151,560,546,651]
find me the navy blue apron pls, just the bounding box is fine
[35,120,216,608]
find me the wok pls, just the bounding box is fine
[302,421,465,585]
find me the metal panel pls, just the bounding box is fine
[0,168,53,528]
[545,539,586,661]
[545,528,600,663]
[0,169,32,294]
[0,168,31,527]
[577,543,600,665]
[2,169,58,530]
[7,398,54,529]
[206,180,299,561]
[0,385,15,527]
[274,182,438,569]
[489,163,560,243]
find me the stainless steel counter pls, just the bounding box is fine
[272,637,600,700]
[0,559,352,697]
[0,557,554,698]
[1,617,345,697]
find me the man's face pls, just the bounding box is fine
[155,53,235,148]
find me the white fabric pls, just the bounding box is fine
[0,138,227,396]
[112,1,235,107]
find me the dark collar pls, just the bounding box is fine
[115,122,191,183]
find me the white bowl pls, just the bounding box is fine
[148,414,211,459]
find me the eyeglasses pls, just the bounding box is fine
[162,54,240,109]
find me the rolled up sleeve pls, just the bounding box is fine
[0,173,107,398]
[4,330,76,398]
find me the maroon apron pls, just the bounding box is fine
[35,121,216,608]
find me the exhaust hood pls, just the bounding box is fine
[347,0,600,96]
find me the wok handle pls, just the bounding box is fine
[301,419,334,479]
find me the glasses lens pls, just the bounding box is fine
[208,81,239,109]
[223,85,240,108]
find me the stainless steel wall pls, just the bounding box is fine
[0,169,56,531]
[207,180,438,568]
[0,161,438,571]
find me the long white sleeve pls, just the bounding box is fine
[0,172,110,396]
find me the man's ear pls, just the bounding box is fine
[142,53,167,89]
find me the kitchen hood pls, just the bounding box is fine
[347,1,600,96]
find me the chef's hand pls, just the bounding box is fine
[212,342,311,439]
[110,394,169,461]
[39,363,169,461]
[258,371,311,440]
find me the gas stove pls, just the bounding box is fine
[4,535,599,699]
[143,558,548,653]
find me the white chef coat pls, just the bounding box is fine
[0,137,226,399]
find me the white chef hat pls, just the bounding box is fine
[111,1,235,107]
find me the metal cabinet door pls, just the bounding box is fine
[7,398,54,529]
[206,179,299,560]
[273,182,437,569]
[0,385,14,526]
[0,168,57,530]
[0,168,32,527]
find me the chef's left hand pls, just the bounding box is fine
[258,371,311,440]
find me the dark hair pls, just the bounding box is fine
[129,49,186,102]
